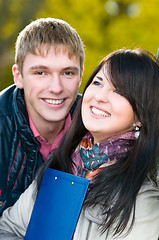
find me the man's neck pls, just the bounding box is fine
[39,121,65,144]
[29,116,65,144]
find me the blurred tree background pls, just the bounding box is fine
[0,0,159,92]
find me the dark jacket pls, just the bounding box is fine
[0,85,81,214]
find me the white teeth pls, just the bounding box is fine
[44,99,64,105]
[92,107,110,117]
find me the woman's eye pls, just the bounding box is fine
[92,80,101,86]
[114,89,121,95]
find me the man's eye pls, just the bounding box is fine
[35,71,45,75]
[64,71,73,76]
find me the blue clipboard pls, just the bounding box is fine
[25,168,90,240]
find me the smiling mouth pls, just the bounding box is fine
[43,98,65,105]
[91,107,111,117]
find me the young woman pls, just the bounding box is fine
[0,49,159,240]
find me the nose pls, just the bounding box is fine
[48,75,63,94]
[94,88,109,103]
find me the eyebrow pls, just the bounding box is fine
[96,76,103,81]
[30,65,48,70]
[29,66,79,72]
[62,66,79,72]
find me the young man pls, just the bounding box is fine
[0,18,84,214]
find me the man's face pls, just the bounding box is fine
[13,45,82,127]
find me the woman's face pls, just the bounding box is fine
[82,67,138,144]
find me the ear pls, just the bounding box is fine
[137,122,142,128]
[12,64,23,89]
[79,68,84,87]
[133,121,142,128]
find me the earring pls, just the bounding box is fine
[135,126,140,139]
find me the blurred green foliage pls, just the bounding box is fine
[0,0,159,92]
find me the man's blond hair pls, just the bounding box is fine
[15,18,84,75]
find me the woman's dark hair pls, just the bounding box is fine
[37,49,159,236]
